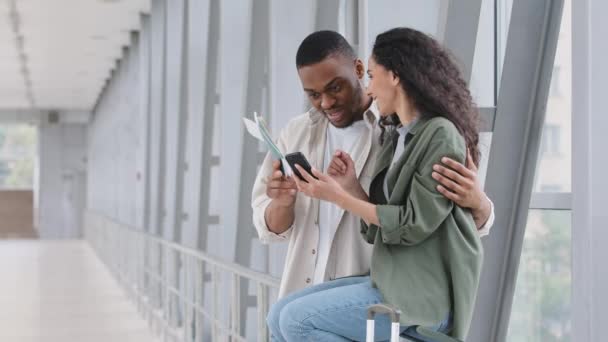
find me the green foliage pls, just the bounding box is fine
[0,124,36,189]
[507,210,571,342]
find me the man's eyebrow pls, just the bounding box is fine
[323,77,341,89]
[303,77,341,93]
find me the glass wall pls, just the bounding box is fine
[507,0,572,340]
[0,124,37,189]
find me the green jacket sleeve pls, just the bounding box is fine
[376,127,466,246]
[360,219,377,244]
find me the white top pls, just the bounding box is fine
[478,196,495,236]
[313,119,368,284]
[384,121,416,199]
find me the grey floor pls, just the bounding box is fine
[0,240,159,342]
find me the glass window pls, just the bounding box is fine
[507,210,571,341]
[470,0,496,107]
[532,0,571,193]
[497,0,514,88]
[0,124,37,189]
[508,1,572,341]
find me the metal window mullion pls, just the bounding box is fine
[231,273,241,338]
[212,265,220,341]
[257,283,269,342]
[529,192,572,210]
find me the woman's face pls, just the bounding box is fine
[366,56,400,116]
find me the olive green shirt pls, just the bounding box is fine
[362,117,483,339]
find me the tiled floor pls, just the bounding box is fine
[0,240,159,342]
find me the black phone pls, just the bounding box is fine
[284,152,317,182]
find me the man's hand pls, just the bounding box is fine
[266,160,297,207]
[432,151,492,229]
[264,160,297,234]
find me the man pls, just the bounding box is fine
[251,30,494,299]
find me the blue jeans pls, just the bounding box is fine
[267,276,451,342]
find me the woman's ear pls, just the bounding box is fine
[354,59,365,79]
[390,71,400,86]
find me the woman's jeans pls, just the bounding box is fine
[266,276,451,342]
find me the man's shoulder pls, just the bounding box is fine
[278,110,314,138]
[283,111,312,129]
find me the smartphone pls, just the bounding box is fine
[284,152,317,182]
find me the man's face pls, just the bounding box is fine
[297,55,366,128]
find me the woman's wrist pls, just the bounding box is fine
[472,195,491,228]
[335,187,353,210]
[344,181,363,197]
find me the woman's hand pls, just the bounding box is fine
[292,164,349,207]
[327,150,363,195]
[294,164,379,226]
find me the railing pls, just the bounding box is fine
[85,211,281,342]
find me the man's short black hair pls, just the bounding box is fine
[296,30,356,68]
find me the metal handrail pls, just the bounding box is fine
[84,210,280,342]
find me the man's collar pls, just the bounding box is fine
[307,103,378,128]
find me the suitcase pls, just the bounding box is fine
[365,304,463,342]
[366,304,401,342]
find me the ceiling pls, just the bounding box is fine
[0,0,150,112]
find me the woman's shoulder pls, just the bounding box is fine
[421,116,460,138]
[415,116,466,156]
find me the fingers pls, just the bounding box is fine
[336,150,355,169]
[266,166,296,198]
[267,185,295,198]
[272,160,282,171]
[269,169,285,181]
[432,164,469,188]
[295,165,316,183]
[267,178,296,190]
[439,157,475,179]
[291,171,302,187]
[437,185,462,203]
[466,151,478,172]
[328,164,342,176]
[343,152,355,168]
[432,169,465,195]
[330,155,348,173]
[266,188,296,198]
[310,167,327,181]
[291,171,308,193]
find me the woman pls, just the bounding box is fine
[272,27,483,341]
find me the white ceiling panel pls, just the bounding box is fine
[0,0,150,111]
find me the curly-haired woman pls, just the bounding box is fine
[276,27,484,341]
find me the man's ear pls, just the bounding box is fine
[354,59,365,79]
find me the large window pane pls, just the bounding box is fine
[507,210,571,341]
[470,0,496,107]
[532,0,571,193]
[497,0,514,88]
[0,124,37,189]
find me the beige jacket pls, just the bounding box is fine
[251,108,381,298]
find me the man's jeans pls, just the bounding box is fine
[267,276,451,342]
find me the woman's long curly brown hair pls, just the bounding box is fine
[373,27,481,166]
